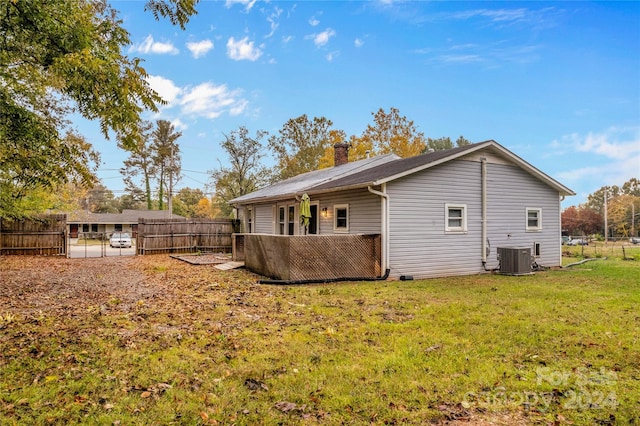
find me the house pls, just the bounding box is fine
[67,209,184,238]
[230,141,574,280]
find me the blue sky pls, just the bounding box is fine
[83,1,640,207]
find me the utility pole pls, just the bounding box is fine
[168,143,174,219]
[604,188,608,243]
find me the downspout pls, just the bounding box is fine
[481,158,490,271]
[559,194,565,265]
[368,184,389,273]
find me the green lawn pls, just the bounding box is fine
[0,249,638,425]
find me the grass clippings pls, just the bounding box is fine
[0,248,638,425]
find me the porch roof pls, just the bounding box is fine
[230,153,400,204]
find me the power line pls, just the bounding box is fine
[182,169,210,175]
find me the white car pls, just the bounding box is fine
[109,232,132,248]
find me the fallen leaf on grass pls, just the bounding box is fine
[140,391,151,399]
[244,378,268,391]
[425,344,442,353]
[274,401,307,413]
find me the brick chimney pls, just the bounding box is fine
[333,142,350,166]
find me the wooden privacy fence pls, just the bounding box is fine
[136,218,234,255]
[0,214,67,256]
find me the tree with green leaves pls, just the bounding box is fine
[144,0,199,29]
[172,187,206,218]
[210,126,271,217]
[120,121,156,210]
[268,115,334,180]
[151,120,182,210]
[456,135,471,146]
[116,193,147,211]
[80,184,120,213]
[422,135,471,153]
[0,0,168,218]
[358,107,427,158]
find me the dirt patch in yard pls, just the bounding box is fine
[0,255,264,321]
[0,256,165,316]
[169,252,232,265]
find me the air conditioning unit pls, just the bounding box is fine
[497,247,532,275]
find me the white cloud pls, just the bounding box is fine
[129,35,179,55]
[179,82,247,119]
[553,126,640,195]
[326,51,340,62]
[445,7,561,30]
[147,75,182,104]
[229,99,249,116]
[265,7,283,38]
[227,36,263,61]
[354,38,364,48]
[186,39,214,58]
[563,127,639,160]
[439,54,483,63]
[417,41,541,66]
[308,28,336,47]
[145,76,249,121]
[225,0,257,12]
[171,118,188,131]
[309,17,320,26]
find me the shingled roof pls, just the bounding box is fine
[67,209,185,223]
[230,153,400,204]
[231,140,574,205]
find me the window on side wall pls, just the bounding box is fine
[246,208,252,233]
[533,242,541,257]
[334,204,349,233]
[445,204,467,233]
[526,208,542,231]
[288,205,295,235]
[115,224,122,232]
[278,206,285,235]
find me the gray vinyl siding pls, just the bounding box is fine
[386,159,561,279]
[485,162,561,268]
[244,191,381,236]
[317,188,381,235]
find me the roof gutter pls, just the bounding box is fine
[368,184,389,273]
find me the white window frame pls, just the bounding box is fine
[278,206,286,235]
[246,207,253,233]
[526,207,542,232]
[334,204,349,233]
[533,242,541,257]
[287,205,296,235]
[445,203,467,233]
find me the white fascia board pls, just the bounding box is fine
[373,141,575,196]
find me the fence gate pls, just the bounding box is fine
[0,214,67,256]
[68,232,136,258]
